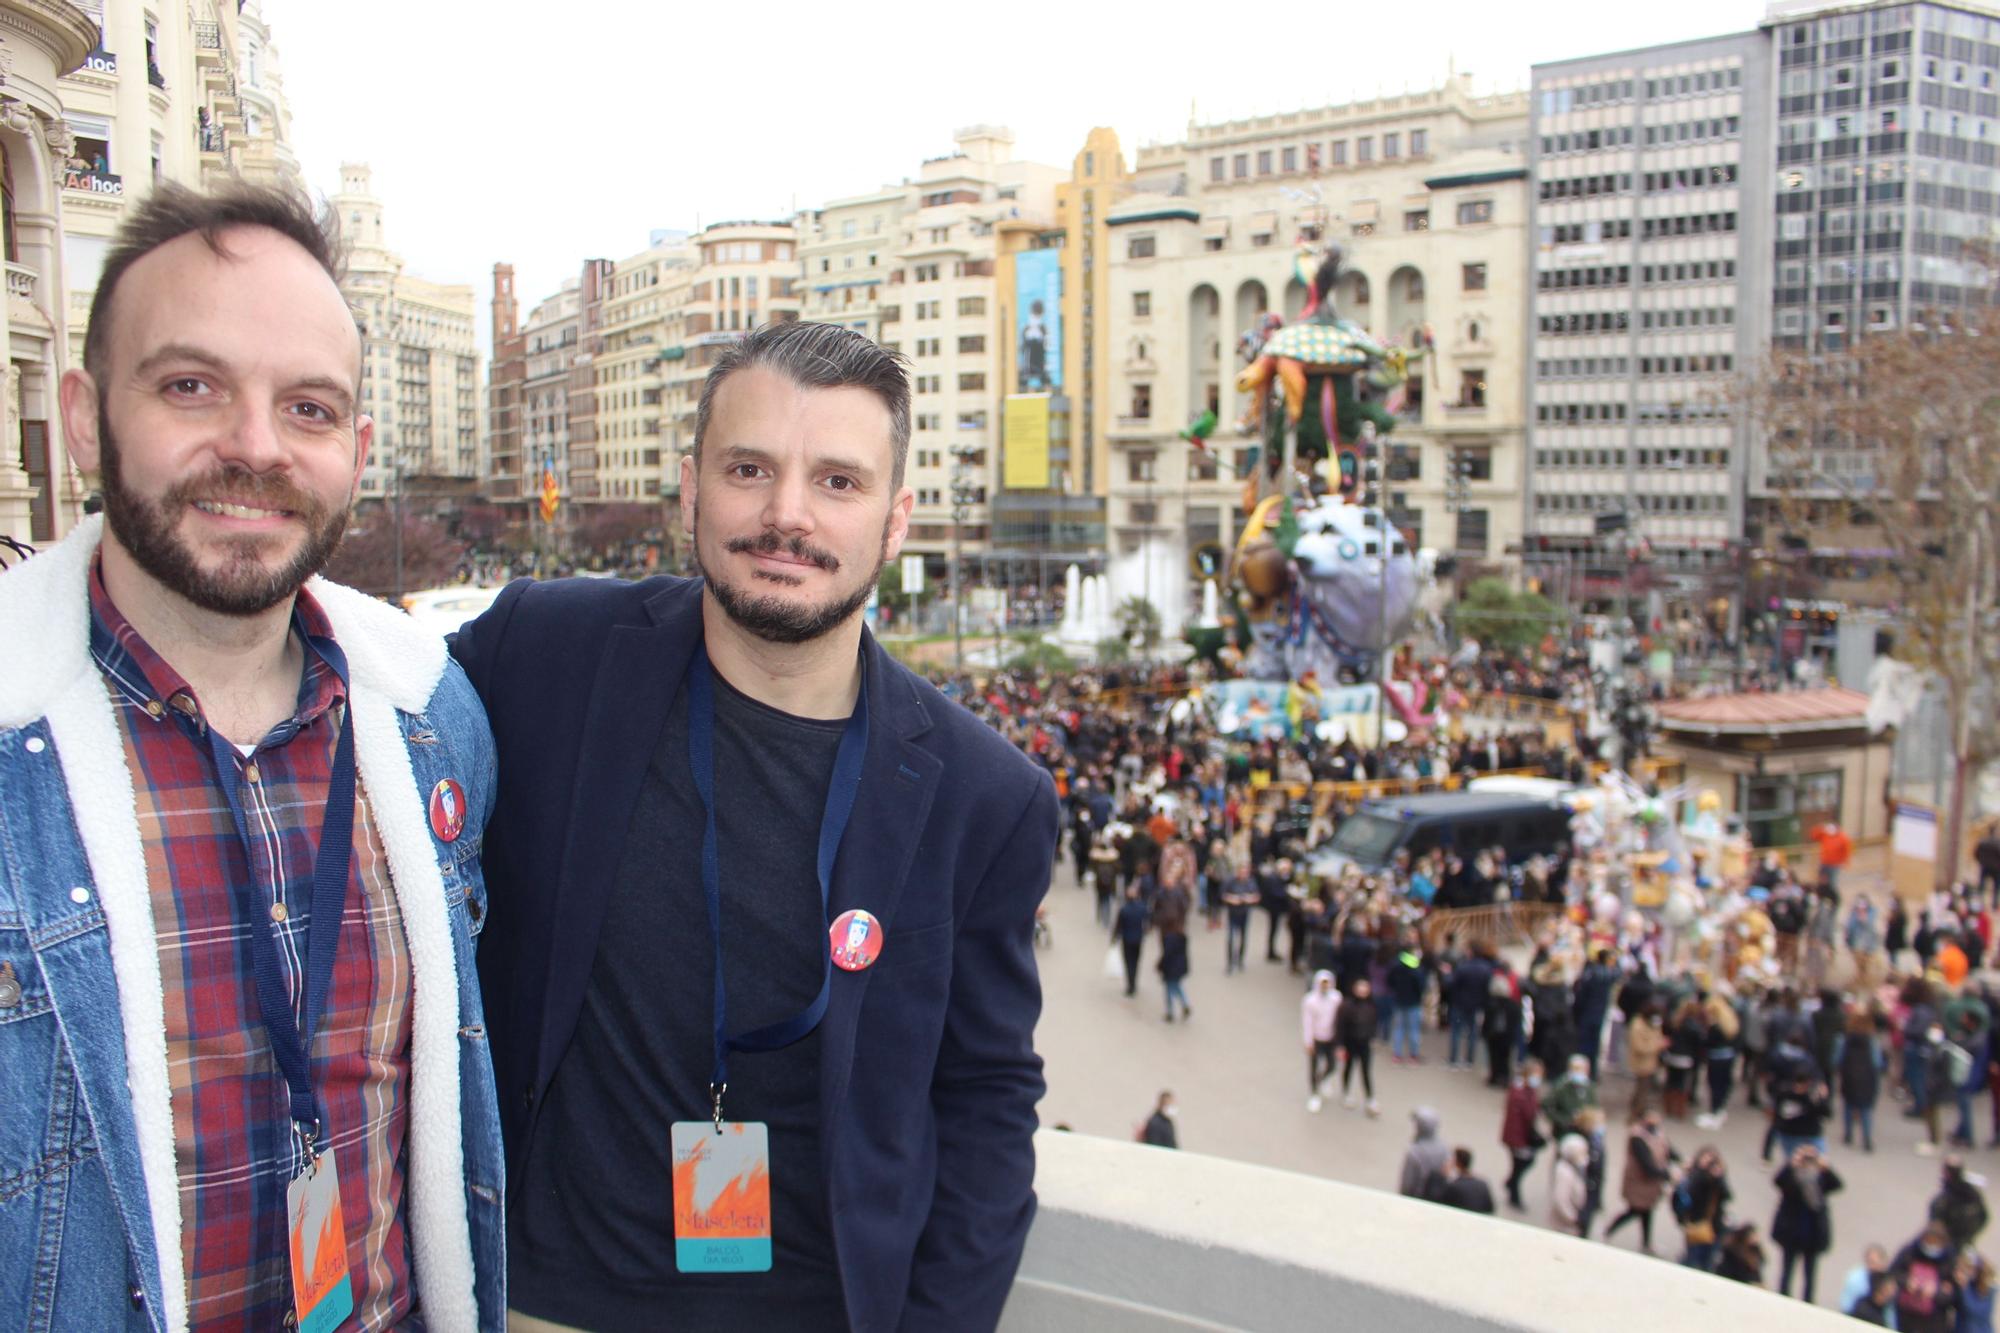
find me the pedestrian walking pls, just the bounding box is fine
[1604,1109,1679,1254]
[1500,1059,1547,1212]
[1626,1002,1667,1120]
[1222,865,1258,973]
[1438,1148,1497,1214]
[1542,1054,1600,1145]
[1157,921,1191,1023]
[1446,942,1495,1071]
[1484,961,1524,1089]
[1663,997,1705,1121]
[1930,1155,1991,1251]
[1141,1090,1179,1149]
[1834,1005,1886,1153]
[1302,970,1341,1112]
[1551,1134,1590,1237]
[1338,978,1381,1116]
[1574,949,1620,1080]
[1400,1107,1450,1199]
[1113,882,1148,997]
[1716,1223,1767,1286]
[1388,937,1427,1064]
[1676,1146,1731,1272]
[1699,989,1740,1128]
[1959,1252,1997,1333]
[1576,1106,1608,1240]
[1771,1144,1842,1303]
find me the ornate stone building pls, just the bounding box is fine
[0,0,302,552]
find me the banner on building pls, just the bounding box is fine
[539,464,560,523]
[1013,248,1062,392]
[1003,395,1051,490]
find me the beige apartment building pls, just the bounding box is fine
[867,127,1064,569]
[1,0,298,552]
[1100,78,1532,633]
[60,0,300,360]
[658,220,801,499]
[592,234,692,502]
[521,279,581,504]
[796,186,907,343]
[332,164,481,501]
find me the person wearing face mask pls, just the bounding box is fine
[1929,1155,1990,1251]
[1605,1109,1679,1255]
[1500,1059,1548,1212]
[1675,1147,1731,1272]
[1892,1221,1964,1333]
[1141,1090,1179,1149]
[1542,1054,1601,1146]
[1336,978,1380,1115]
[1626,1001,1668,1120]
[1914,1022,1960,1156]
[1769,1063,1833,1163]
[1771,1143,1843,1303]
[1550,1134,1591,1237]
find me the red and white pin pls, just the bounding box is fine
[829,909,884,972]
[429,778,467,843]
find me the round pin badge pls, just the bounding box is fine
[829,909,885,972]
[429,778,467,843]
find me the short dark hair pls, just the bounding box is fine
[84,180,344,381]
[692,320,911,490]
[1453,1146,1474,1171]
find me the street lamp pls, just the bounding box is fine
[949,443,979,671]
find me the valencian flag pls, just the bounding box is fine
[538,463,560,523]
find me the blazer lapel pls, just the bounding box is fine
[818,639,939,1120]
[533,580,701,1086]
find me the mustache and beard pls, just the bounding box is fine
[97,400,350,617]
[695,506,889,645]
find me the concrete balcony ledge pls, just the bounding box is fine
[1000,1131,1848,1331]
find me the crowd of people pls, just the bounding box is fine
[952,656,2000,1323]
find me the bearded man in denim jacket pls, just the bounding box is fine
[0,184,503,1331]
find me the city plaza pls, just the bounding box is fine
[0,0,1996,1329]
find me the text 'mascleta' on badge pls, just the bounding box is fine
[670,1120,773,1272]
[286,1147,354,1333]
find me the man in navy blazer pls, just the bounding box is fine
[451,322,1055,1332]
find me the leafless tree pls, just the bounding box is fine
[1745,310,2000,887]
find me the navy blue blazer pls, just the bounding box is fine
[450,574,1055,1332]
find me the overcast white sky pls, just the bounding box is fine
[271,0,1768,344]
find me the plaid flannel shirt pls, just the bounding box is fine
[89,564,416,1330]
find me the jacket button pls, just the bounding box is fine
[524,1085,536,1108]
[129,1285,145,1310]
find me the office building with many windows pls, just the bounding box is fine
[1527,33,1774,613]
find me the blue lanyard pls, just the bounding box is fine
[198,631,357,1147]
[686,647,868,1125]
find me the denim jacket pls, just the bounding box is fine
[0,517,504,1332]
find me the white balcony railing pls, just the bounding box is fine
[6,264,37,303]
[1001,1132,1849,1331]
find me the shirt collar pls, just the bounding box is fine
[87,557,347,739]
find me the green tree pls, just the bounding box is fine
[1452,577,1562,653]
[1006,638,1075,674]
[1115,595,1162,649]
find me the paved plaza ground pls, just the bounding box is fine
[1032,855,1972,1316]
